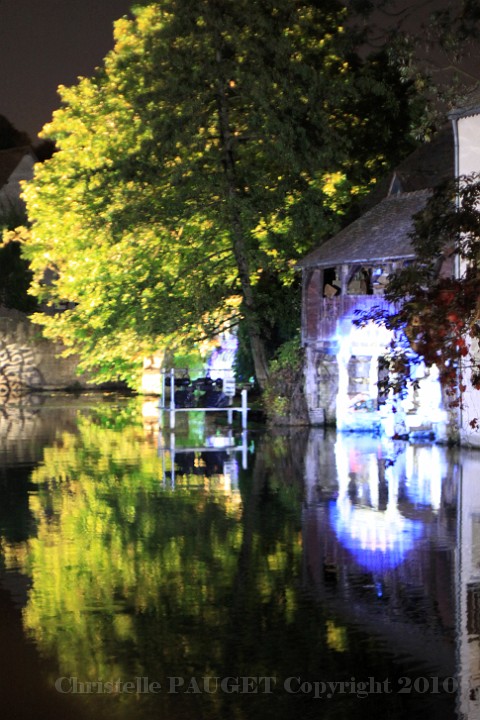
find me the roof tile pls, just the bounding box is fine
[297,190,430,269]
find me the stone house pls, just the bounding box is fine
[449,90,480,447]
[297,128,456,440]
[0,145,36,220]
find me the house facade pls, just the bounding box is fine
[298,127,458,441]
[449,92,480,447]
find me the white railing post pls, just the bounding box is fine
[241,388,248,429]
[169,368,175,429]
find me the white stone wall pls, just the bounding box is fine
[456,113,480,446]
[303,300,449,440]
[0,306,91,397]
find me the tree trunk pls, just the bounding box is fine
[215,52,270,389]
[227,201,270,388]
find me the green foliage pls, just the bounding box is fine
[21,1,423,388]
[268,334,304,375]
[347,2,480,139]
[0,240,37,312]
[0,202,38,312]
[263,334,308,424]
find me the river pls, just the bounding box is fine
[0,394,478,720]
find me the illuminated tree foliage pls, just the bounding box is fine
[19,1,421,388]
[356,176,480,426]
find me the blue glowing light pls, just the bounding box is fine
[328,435,442,573]
[329,500,424,572]
[331,301,447,439]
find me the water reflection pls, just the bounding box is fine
[331,435,425,572]
[0,397,479,719]
[157,417,249,489]
[457,451,480,719]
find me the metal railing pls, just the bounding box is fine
[159,368,249,429]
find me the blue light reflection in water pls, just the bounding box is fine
[329,503,424,573]
[329,434,426,572]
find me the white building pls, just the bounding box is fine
[449,92,480,447]
[299,96,480,446]
[298,130,454,440]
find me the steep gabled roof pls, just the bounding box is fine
[389,126,453,191]
[297,190,430,269]
[0,146,33,188]
[298,125,454,271]
[448,85,480,120]
[363,126,453,208]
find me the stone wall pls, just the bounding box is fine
[304,345,339,426]
[0,394,84,466]
[0,306,90,400]
[303,307,454,440]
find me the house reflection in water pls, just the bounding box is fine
[457,451,480,718]
[303,430,480,719]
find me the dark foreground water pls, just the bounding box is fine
[0,394,479,720]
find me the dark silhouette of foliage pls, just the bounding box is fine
[0,115,31,149]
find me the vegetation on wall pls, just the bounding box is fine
[263,334,308,425]
[355,175,480,427]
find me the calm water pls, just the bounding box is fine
[0,394,479,720]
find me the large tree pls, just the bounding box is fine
[20,1,420,387]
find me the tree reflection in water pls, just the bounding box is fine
[0,398,466,720]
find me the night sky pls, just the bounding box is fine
[0,0,133,141]
[1,0,479,143]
